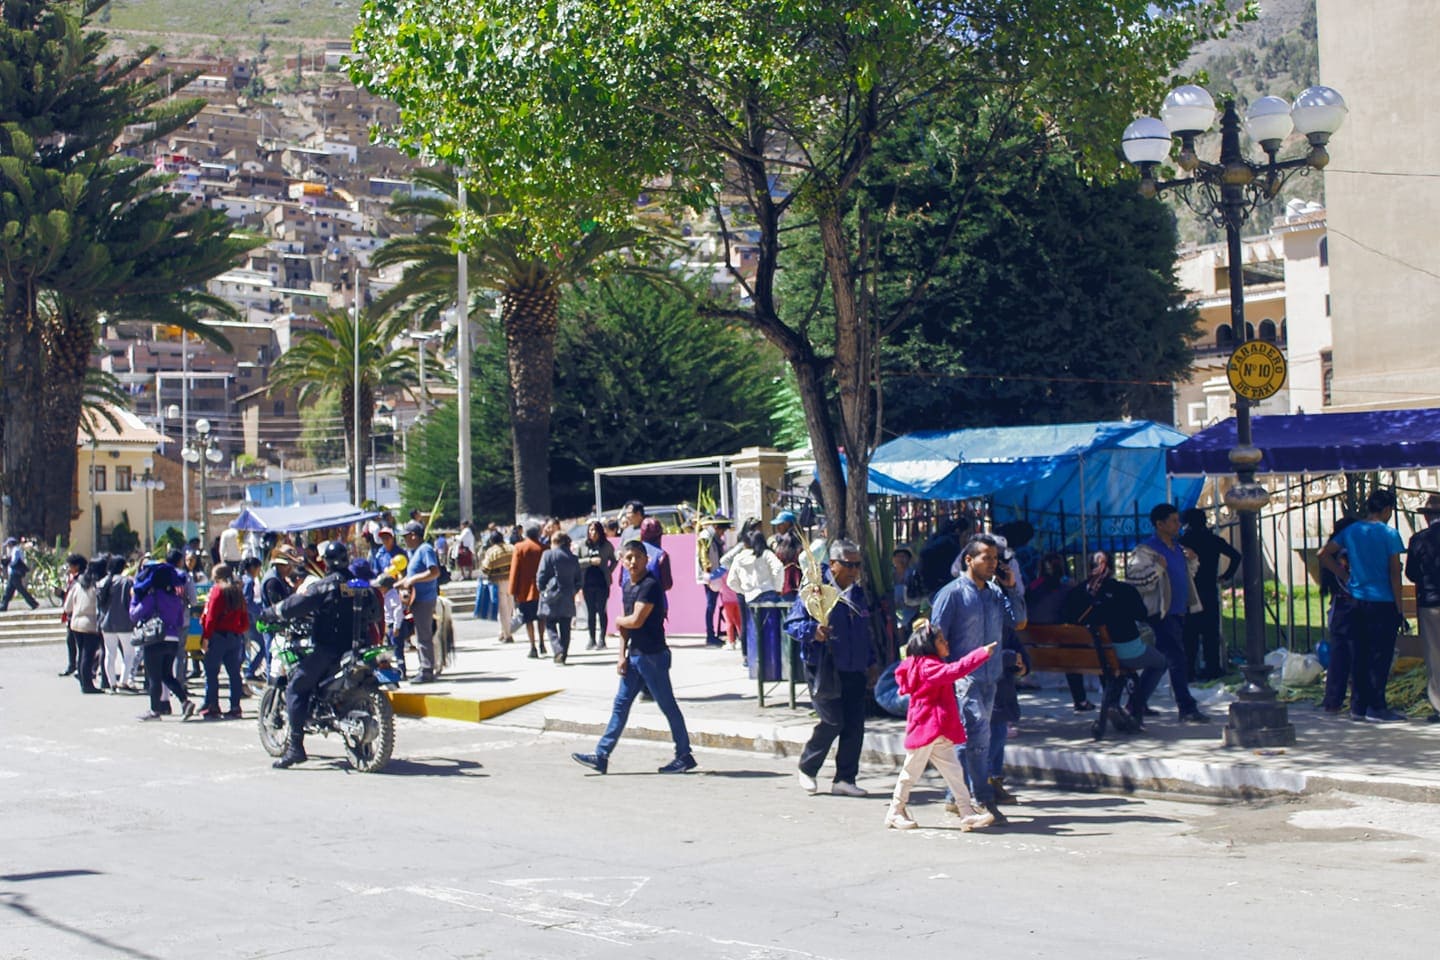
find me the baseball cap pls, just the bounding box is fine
[402,520,425,537]
[771,509,797,525]
[378,526,394,538]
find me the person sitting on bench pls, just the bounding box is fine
[1060,550,1170,728]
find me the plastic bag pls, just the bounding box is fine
[1281,652,1324,686]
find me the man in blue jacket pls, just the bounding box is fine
[930,534,1027,824]
[785,539,875,798]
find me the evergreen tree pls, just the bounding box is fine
[0,0,253,539]
[402,276,787,521]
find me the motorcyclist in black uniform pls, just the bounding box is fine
[268,540,363,770]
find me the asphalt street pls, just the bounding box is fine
[3,642,1439,960]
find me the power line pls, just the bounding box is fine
[1326,226,1440,284]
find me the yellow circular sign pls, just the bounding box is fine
[1227,340,1287,402]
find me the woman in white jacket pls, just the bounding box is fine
[725,531,786,675]
[63,557,106,694]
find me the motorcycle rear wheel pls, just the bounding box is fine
[344,688,395,773]
[257,685,289,757]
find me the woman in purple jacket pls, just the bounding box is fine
[129,562,196,721]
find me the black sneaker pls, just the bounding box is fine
[983,801,1009,826]
[572,752,608,774]
[1178,709,1212,724]
[657,754,698,774]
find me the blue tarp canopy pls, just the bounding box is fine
[230,503,378,533]
[1167,408,1440,476]
[868,420,1203,551]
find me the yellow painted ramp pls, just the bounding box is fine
[387,689,559,724]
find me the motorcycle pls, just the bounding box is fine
[256,583,402,773]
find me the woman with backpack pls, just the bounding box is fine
[129,562,197,722]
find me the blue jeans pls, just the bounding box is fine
[244,625,268,677]
[1119,645,1170,714]
[1150,614,1198,714]
[957,678,997,804]
[1322,595,1356,710]
[987,718,1007,783]
[596,649,691,760]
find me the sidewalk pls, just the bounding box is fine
[429,610,1440,804]
[7,603,1439,803]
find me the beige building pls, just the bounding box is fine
[1172,203,1331,433]
[1317,0,1440,410]
[69,406,171,556]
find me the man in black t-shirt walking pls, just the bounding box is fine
[572,540,696,774]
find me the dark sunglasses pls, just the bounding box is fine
[833,559,862,569]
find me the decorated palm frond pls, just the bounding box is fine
[796,530,858,625]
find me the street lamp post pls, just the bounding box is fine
[136,458,165,553]
[265,442,286,507]
[182,418,224,550]
[1122,84,1348,748]
[411,330,439,418]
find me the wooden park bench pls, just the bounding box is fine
[1018,623,1140,741]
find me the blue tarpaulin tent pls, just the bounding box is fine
[868,420,1203,551]
[230,503,379,533]
[1166,409,1440,476]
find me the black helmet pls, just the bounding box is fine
[323,540,350,571]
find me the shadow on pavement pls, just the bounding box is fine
[374,757,487,778]
[1,884,162,960]
[697,769,789,779]
[1,869,101,882]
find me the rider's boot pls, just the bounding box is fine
[273,734,308,770]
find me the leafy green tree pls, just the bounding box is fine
[779,117,1197,434]
[268,309,424,504]
[354,0,1248,541]
[403,276,787,521]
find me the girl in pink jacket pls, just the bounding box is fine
[885,620,996,831]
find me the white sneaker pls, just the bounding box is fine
[885,806,918,830]
[797,770,818,795]
[831,780,868,797]
[958,810,995,831]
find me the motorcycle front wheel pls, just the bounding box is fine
[257,684,289,757]
[343,688,395,773]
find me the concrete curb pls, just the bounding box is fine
[539,711,1440,805]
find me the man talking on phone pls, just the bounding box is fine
[929,533,1027,825]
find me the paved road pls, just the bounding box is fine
[3,643,1438,960]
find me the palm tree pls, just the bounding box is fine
[372,168,667,519]
[267,308,425,505]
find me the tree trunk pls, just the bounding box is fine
[0,286,46,541]
[816,206,876,547]
[35,307,93,544]
[502,274,558,520]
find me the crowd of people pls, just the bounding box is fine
[13,484,1440,816]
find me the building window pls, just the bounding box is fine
[1215,324,1235,348]
[1325,294,1331,317]
[1321,350,1333,406]
[273,400,285,417]
[116,466,133,492]
[1319,236,1328,267]
[1259,319,1277,342]
[92,465,107,492]
[1245,321,1255,341]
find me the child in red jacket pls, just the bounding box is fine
[885,620,996,831]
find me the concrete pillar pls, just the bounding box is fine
[728,447,789,536]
